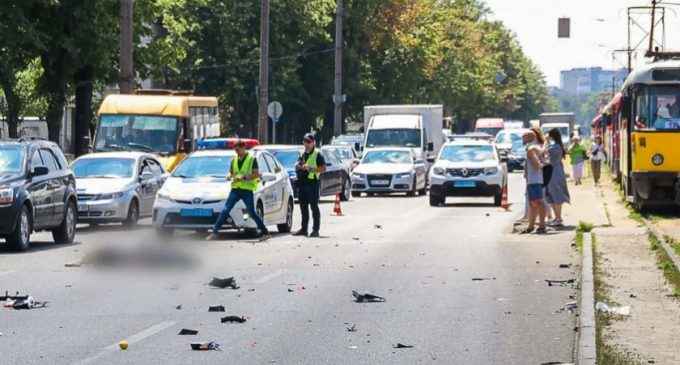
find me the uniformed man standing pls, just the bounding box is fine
[208,141,269,240]
[293,133,326,237]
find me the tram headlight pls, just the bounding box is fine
[652,153,664,166]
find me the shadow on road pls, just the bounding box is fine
[440,202,496,208]
[0,240,81,254]
[76,223,152,233]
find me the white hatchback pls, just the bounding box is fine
[428,140,508,206]
[152,149,294,235]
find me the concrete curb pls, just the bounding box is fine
[643,218,680,272]
[578,232,597,365]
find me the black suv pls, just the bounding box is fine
[0,139,78,250]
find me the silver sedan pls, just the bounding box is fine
[71,152,166,226]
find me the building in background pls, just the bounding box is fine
[560,67,628,95]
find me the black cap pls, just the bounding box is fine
[303,133,315,142]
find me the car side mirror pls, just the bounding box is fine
[261,173,277,183]
[181,138,192,153]
[31,166,49,177]
[427,142,434,152]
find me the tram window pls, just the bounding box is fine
[634,86,680,130]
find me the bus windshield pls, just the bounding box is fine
[94,115,180,154]
[365,129,421,148]
[634,86,680,131]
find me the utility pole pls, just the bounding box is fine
[258,0,270,142]
[119,0,134,94]
[333,0,344,137]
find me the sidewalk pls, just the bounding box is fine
[574,174,680,364]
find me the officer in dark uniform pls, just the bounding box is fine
[293,133,326,237]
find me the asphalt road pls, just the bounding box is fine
[0,173,577,364]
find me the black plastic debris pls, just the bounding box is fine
[176,305,182,310]
[64,263,81,268]
[221,316,247,323]
[393,343,414,349]
[558,264,571,269]
[208,305,225,312]
[346,323,357,332]
[191,342,221,351]
[374,225,382,229]
[1,292,47,310]
[209,277,240,289]
[471,277,496,281]
[546,279,575,287]
[287,288,294,293]
[352,290,386,303]
[178,328,199,335]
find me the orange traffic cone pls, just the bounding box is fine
[332,193,344,216]
[500,184,512,211]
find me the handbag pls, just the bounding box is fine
[542,164,553,187]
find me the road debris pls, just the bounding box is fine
[558,264,571,269]
[374,224,382,229]
[178,328,199,335]
[545,279,575,287]
[64,263,81,268]
[595,302,631,316]
[209,276,240,289]
[221,316,247,323]
[393,343,414,349]
[556,301,578,314]
[176,305,182,310]
[471,277,496,281]
[191,341,221,351]
[119,340,128,350]
[2,292,48,310]
[346,323,357,332]
[208,305,225,312]
[352,290,386,303]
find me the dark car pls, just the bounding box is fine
[0,139,78,250]
[254,145,352,201]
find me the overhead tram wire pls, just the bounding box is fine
[176,48,336,72]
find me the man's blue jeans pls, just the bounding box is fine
[212,189,267,234]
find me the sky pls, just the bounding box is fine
[483,0,680,86]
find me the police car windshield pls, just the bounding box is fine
[440,145,495,162]
[0,146,25,174]
[172,155,234,178]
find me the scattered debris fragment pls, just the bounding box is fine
[2,292,48,310]
[287,288,294,293]
[595,302,631,316]
[374,225,382,229]
[558,264,571,269]
[629,293,637,298]
[545,279,575,287]
[221,316,247,323]
[348,345,358,349]
[119,340,128,350]
[178,328,199,335]
[471,277,496,281]
[176,305,182,310]
[64,263,81,268]
[209,277,240,289]
[352,237,360,240]
[393,343,414,349]
[346,323,357,332]
[191,342,221,351]
[352,290,386,303]
[208,305,225,312]
[556,301,578,314]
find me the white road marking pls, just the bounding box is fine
[75,320,176,365]
[253,269,285,284]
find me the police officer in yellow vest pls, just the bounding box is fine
[207,141,269,240]
[293,133,326,237]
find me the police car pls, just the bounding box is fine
[152,141,294,235]
[428,139,508,206]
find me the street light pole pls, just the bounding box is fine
[119,0,134,94]
[258,0,270,142]
[333,0,344,137]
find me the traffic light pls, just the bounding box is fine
[558,17,570,38]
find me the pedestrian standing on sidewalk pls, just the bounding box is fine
[568,136,587,185]
[589,135,607,185]
[545,129,570,227]
[521,129,547,234]
[208,141,270,240]
[533,127,554,222]
[293,133,326,238]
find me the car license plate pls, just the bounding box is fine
[180,208,213,217]
[78,203,88,212]
[372,179,390,186]
[454,181,476,188]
